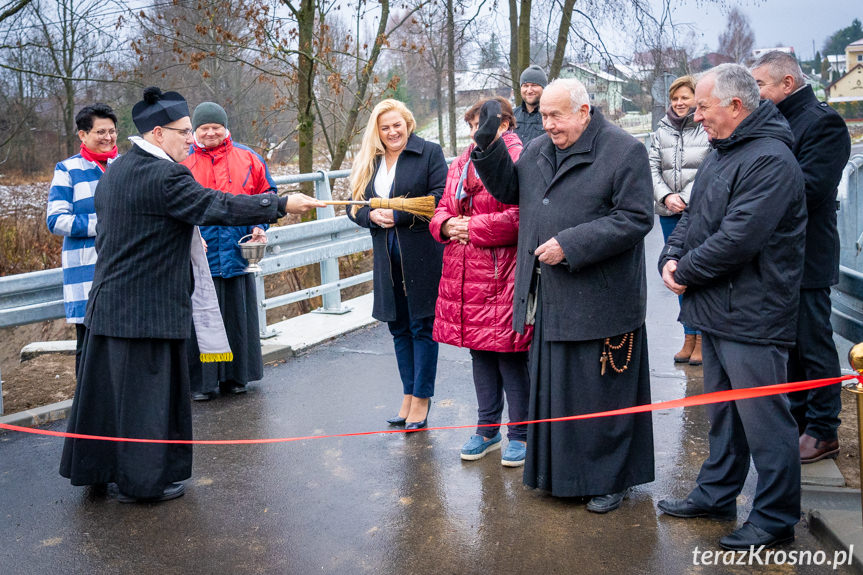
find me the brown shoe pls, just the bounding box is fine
[799,433,839,464]
[674,334,696,363]
[688,335,703,366]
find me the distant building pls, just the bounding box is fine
[752,46,795,59]
[688,52,735,73]
[826,54,847,76]
[826,64,863,103]
[559,63,625,116]
[825,38,863,104]
[453,68,512,105]
[846,38,863,71]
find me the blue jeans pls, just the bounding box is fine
[659,214,698,336]
[386,236,437,398]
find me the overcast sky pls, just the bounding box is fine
[665,0,861,60]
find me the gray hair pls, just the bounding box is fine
[751,51,806,90]
[545,77,591,113]
[701,63,760,111]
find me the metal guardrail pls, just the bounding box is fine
[832,154,863,343]
[1,153,862,416]
[0,168,371,414]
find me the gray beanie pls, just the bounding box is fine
[520,65,548,88]
[192,102,228,130]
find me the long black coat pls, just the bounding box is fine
[471,109,654,341]
[776,85,851,288]
[659,101,807,347]
[347,133,447,321]
[87,144,284,339]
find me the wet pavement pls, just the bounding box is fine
[0,225,856,574]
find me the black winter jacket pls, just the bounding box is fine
[776,85,850,288]
[513,103,544,147]
[347,133,447,322]
[658,101,807,347]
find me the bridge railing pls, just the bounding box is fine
[2,155,862,415]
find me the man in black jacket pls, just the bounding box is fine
[59,87,322,503]
[513,65,547,146]
[752,51,851,464]
[657,64,807,550]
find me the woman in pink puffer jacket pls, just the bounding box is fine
[430,97,533,467]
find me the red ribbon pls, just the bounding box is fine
[1,375,857,445]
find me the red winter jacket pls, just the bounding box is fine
[430,131,533,352]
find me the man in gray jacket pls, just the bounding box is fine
[471,78,655,514]
[657,64,806,550]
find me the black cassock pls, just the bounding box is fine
[524,289,655,497]
[59,331,193,499]
[188,274,263,394]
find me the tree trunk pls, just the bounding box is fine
[296,0,316,195]
[548,0,576,81]
[517,0,531,79]
[436,74,444,145]
[508,0,520,104]
[446,0,456,155]
[328,0,390,172]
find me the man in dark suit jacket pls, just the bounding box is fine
[752,51,852,464]
[470,78,655,514]
[59,87,322,503]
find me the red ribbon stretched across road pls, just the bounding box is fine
[0,375,858,445]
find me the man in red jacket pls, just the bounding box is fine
[182,102,277,400]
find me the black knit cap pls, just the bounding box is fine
[132,87,190,133]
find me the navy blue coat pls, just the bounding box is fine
[347,133,447,322]
[776,85,851,288]
[659,101,807,347]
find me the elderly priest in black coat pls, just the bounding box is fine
[470,78,655,513]
[59,87,323,503]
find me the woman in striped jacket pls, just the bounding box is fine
[46,103,119,374]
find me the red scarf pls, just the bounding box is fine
[80,143,118,170]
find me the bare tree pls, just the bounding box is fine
[0,0,30,23]
[718,6,755,64]
[0,0,121,156]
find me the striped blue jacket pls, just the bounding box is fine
[46,153,117,323]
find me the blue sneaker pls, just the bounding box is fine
[501,440,526,467]
[460,433,502,461]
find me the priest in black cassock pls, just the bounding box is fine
[470,78,655,513]
[59,87,323,503]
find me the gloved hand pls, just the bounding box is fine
[473,99,502,151]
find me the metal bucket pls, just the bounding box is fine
[238,234,266,273]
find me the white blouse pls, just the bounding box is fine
[374,156,397,198]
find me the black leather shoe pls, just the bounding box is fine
[118,482,186,504]
[191,392,213,401]
[221,382,247,395]
[657,498,736,521]
[719,522,794,550]
[386,416,407,426]
[586,489,627,513]
[405,418,428,431]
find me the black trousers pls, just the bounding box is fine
[469,349,529,441]
[688,334,800,535]
[787,287,841,441]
